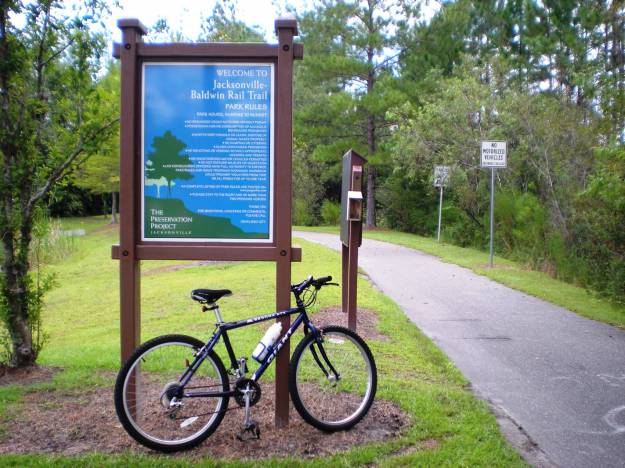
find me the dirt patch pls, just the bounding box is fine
[142,260,233,276]
[0,379,410,460]
[311,307,388,341]
[0,365,58,387]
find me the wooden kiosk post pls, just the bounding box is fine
[117,19,146,363]
[340,150,366,331]
[113,17,302,427]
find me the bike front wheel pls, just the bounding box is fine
[289,325,377,432]
[114,334,229,452]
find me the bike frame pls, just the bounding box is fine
[177,303,337,399]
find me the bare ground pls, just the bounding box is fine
[0,378,409,460]
[0,309,409,460]
[311,307,388,341]
[0,365,59,387]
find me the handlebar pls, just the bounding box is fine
[291,275,338,295]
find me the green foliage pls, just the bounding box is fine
[200,0,264,42]
[293,199,315,226]
[495,191,548,262]
[572,145,625,303]
[383,60,610,290]
[378,170,437,234]
[73,63,120,196]
[0,1,116,366]
[30,214,77,267]
[0,214,61,366]
[320,200,341,226]
[295,0,420,226]
[293,147,325,225]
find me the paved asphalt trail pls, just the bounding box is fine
[295,231,625,468]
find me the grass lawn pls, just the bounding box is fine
[0,217,524,466]
[296,225,625,330]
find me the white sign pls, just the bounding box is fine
[481,141,507,168]
[433,165,450,187]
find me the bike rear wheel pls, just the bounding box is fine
[114,334,229,452]
[289,325,377,432]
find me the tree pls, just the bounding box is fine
[73,63,120,223]
[296,0,419,227]
[200,0,265,42]
[574,145,625,303]
[0,1,117,367]
[146,131,193,196]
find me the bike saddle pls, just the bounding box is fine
[191,289,232,303]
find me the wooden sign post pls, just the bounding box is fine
[340,150,366,331]
[113,17,302,427]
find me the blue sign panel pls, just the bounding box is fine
[142,63,274,242]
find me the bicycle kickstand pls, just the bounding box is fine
[237,383,260,441]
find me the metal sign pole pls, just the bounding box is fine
[481,141,505,268]
[437,185,443,242]
[489,167,495,267]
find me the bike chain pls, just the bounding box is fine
[168,380,264,420]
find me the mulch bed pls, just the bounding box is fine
[0,308,406,459]
[0,365,59,387]
[0,379,409,460]
[311,307,389,341]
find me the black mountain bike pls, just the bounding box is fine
[114,275,377,452]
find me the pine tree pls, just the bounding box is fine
[296,0,419,227]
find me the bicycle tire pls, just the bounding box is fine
[289,325,377,432]
[114,334,229,452]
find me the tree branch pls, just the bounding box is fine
[35,4,52,99]
[28,118,119,211]
[40,38,75,69]
[373,51,401,71]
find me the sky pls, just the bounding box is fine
[107,0,313,43]
[106,0,438,43]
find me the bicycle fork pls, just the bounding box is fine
[307,327,341,385]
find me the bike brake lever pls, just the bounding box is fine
[327,282,339,286]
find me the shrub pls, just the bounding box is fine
[293,199,316,226]
[320,200,341,225]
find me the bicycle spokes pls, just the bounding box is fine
[118,339,227,447]
[293,329,375,426]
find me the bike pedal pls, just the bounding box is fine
[236,421,261,441]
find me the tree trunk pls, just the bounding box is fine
[111,191,118,224]
[365,34,377,227]
[366,165,376,227]
[1,221,36,367]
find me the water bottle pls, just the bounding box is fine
[252,323,282,362]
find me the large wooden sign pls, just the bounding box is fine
[112,17,302,427]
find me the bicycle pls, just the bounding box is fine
[114,275,377,452]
